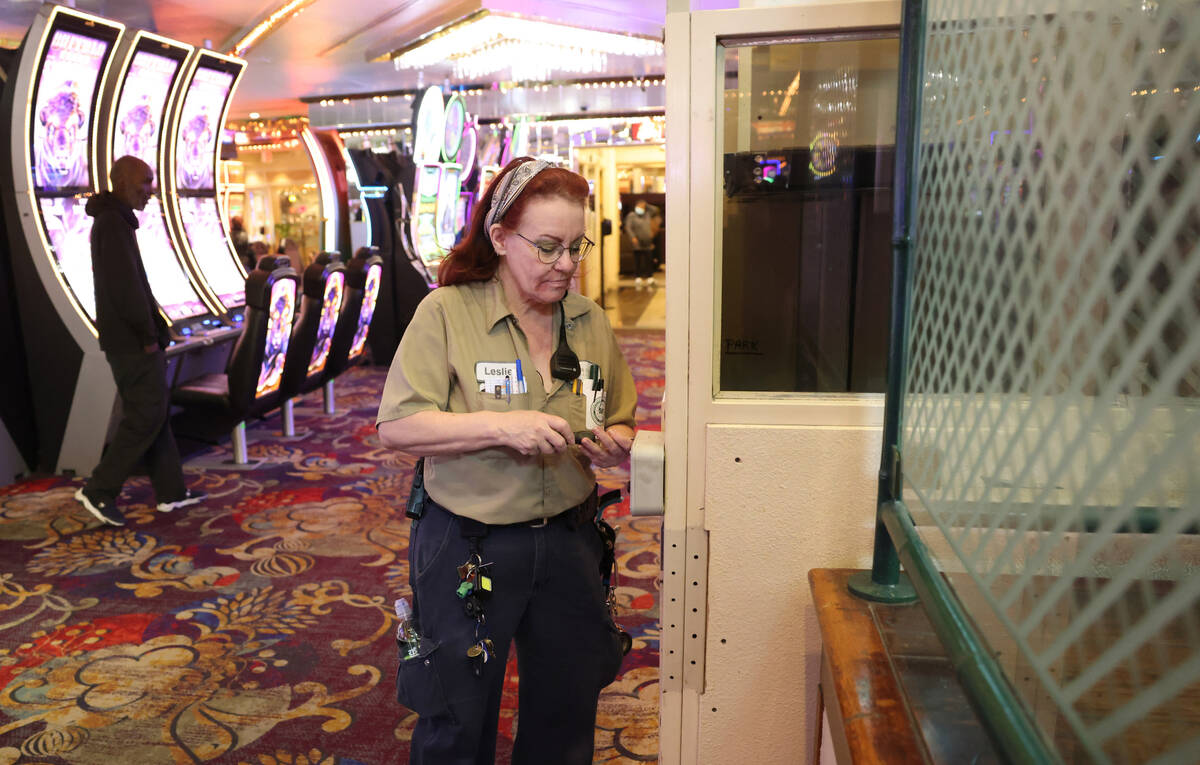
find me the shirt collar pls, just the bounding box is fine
[482,278,592,332]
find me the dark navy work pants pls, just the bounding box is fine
[86,349,185,505]
[398,498,626,765]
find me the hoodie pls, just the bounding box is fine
[85,192,169,353]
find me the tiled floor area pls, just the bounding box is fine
[604,268,667,330]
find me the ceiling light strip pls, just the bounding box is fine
[229,0,319,58]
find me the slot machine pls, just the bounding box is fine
[457,118,479,232]
[0,4,125,474]
[410,85,445,270]
[99,31,234,344]
[344,148,429,366]
[434,92,466,252]
[475,124,507,201]
[162,50,248,324]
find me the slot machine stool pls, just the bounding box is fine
[171,257,299,464]
[323,247,385,385]
[277,252,347,436]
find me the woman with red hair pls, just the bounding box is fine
[377,157,637,764]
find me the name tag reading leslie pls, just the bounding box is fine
[475,361,525,396]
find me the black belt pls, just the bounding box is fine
[523,488,598,529]
[426,486,599,534]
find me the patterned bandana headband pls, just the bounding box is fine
[484,159,552,232]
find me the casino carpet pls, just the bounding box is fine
[0,329,665,765]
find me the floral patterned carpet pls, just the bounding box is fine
[0,330,665,765]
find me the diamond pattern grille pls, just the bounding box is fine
[902,1,1200,761]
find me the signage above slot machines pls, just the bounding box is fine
[105,32,213,324]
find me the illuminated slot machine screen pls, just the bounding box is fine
[478,166,499,200]
[349,263,382,359]
[307,271,345,376]
[179,196,245,308]
[29,24,119,322]
[175,66,232,191]
[169,53,246,312]
[478,129,503,168]
[459,126,478,184]
[442,94,465,163]
[257,279,295,397]
[38,197,95,317]
[137,199,207,320]
[435,164,462,251]
[458,192,473,233]
[111,41,209,322]
[413,163,442,263]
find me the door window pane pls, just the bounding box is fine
[718,34,899,393]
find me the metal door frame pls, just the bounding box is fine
[662,3,900,762]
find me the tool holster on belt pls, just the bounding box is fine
[405,457,428,521]
[595,489,633,655]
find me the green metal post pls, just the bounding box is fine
[849,0,925,603]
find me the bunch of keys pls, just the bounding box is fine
[466,619,495,676]
[456,554,494,601]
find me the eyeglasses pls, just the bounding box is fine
[512,231,594,264]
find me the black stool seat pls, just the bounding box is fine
[172,373,230,406]
[170,256,299,463]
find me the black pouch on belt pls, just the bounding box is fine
[406,457,428,521]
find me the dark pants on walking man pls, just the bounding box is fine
[85,349,184,504]
[633,248,655,280]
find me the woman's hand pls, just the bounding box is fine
[495,411,575,457]
[578,426,634,469]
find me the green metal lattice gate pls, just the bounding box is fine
[857,1,1200,762]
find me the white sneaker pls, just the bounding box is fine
[647,276,657,287]
[157,489,207,513]
[634,277,644,287]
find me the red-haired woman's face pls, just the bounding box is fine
[492,195,585,308]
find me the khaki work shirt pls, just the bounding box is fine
[377,279,637,524]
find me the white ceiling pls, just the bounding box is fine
[0,0,667,118]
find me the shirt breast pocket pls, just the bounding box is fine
[476,391,530,412]
[543,391,587,433]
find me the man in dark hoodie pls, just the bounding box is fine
[74,155,205,526]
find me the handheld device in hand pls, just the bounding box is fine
[574,430,596,444]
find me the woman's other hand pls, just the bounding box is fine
[578,426,634,469]
[495,411,575,456]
